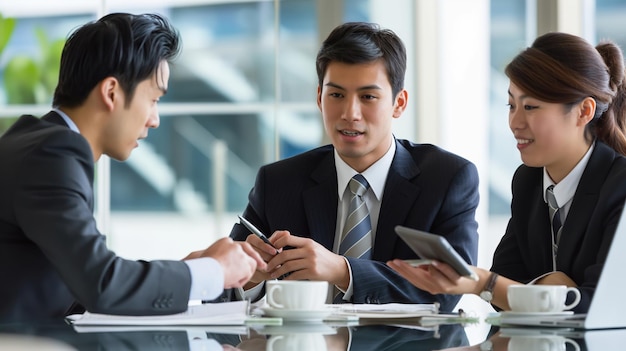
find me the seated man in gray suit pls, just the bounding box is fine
[0,13,265,322]
[229,22,479,312]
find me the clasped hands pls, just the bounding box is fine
[183,237,267,289]
[244,230,350,290]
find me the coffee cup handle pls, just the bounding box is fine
[267,285,284,309]
[267,335,284,351]
[564,338,581,351]
[563,287,581,310]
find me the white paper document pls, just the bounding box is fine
[332,303,478,330]
[67,301,249,326]
[334,303,439,319]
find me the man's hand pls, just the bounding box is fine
[184,237,267,289]
[267,231,349,289]
[241,233,281,288]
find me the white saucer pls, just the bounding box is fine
[259,306,334,322]
[500,311,574,317]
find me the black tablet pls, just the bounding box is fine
[394,225,478,281]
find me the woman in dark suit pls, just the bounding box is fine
[387,32,626,313]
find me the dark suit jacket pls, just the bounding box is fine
[492,141,626,313]
[0,112,192,321]
[230,139,479,312]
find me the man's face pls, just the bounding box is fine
[104,60,169,161]
[317,60,407,172]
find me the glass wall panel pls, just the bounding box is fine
[596,0,626,47]
[488,0,528,216]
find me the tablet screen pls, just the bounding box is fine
[394,225,477,281]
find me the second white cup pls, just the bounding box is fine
[266,334,327,351]
[507,285,581,313]
[508,335,580,351]
[266,280,329,310]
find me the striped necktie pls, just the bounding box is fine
[546,185,563,270]
[339,174,372,259]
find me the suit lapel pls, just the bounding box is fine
[527,185,555,270]
[302,151,338,250]
[557,142,614,267]
[373,140,421,261]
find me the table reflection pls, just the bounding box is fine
[0,322,194,350]
[0,321,469,351]
[233,324,469,351]
[3,320,624,351]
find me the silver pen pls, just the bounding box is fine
[238,215,279,254]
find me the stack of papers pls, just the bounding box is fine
[334,303,439,319]
[332,303,478,329]
[67,301,251,327]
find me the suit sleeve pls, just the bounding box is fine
[490,166,534,285]
[14,130,193,315]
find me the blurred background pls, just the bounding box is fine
[1,1,624,336]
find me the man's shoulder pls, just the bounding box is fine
[2,114,71,140]
[0,113,91,163]
[396,139,474,168]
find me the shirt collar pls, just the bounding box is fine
[52,108,80,134]
[335,138,396,201]
[543,141,595,207]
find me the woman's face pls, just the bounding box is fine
[508,82,593,182]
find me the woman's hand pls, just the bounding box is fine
[387,259,484,295]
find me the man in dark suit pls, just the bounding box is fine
[0,13,264,322]
[229,22,479,311]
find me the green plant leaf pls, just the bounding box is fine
[41,38,64,93]
[4,55,40,104]
[0,13,17,57]
[35,27,49,53]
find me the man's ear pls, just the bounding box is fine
[100,77,119,111]
[316,85,322,111]
[393,89,408,118]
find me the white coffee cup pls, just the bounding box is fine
[507,285,581,313]
[266,280,328,310]
[266,333,327,351]
[508,335,580,351]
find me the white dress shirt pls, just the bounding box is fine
[542,142,595,224]
[530,141,595,281]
